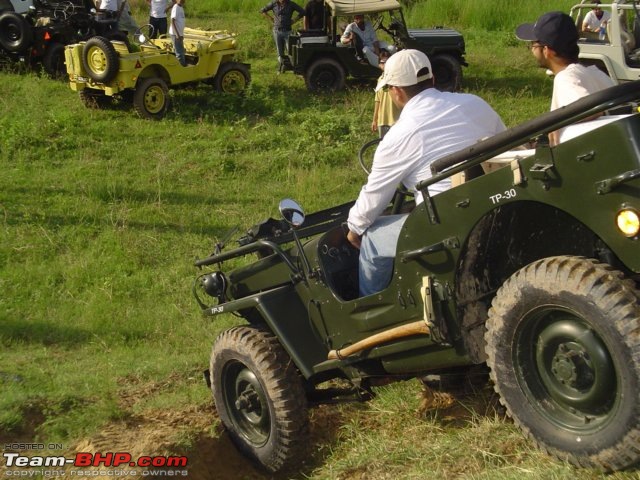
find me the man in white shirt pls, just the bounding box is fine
[148,0,173,38]
[582,1,611,33]
[341,14,387,66]
[346,49,506,297]
[516,11,614,145]
[169,0,186,66]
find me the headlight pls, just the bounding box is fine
[616,208,639,238]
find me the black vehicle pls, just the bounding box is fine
[282,0,466,92]
[0,0,123,77]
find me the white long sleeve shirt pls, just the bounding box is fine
[347,88,506,236]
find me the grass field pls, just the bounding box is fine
[1,0,639,478]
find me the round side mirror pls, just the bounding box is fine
[279,199,305,228]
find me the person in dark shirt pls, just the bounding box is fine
[303,0,327,31]
[260,0,305,69]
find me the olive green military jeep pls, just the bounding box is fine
[64,27,250,119]
[193,81,640,473]
[282,0,466,92]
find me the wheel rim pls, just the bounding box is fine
[515,305,618,432]
[142,84,166,114]
[222,360,270,447]
[312,68,336,90]
[87,46,108,75]
[220,70,246,94]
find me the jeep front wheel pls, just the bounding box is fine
[210,326,309,473]
[305,58,345,92]
[82,36,119,83]
[430,54,462,92]
[485,256,640,471]
[133,77,169,120]
[214,62,250,95]
[43,42,66,79]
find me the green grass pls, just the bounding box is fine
[1,1,638,479]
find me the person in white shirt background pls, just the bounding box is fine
[582,0,611,33]
[516,11,614,145]
[148,0,174,38]
[346,49,506,297]
[169,0,187,66]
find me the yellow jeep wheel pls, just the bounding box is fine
[133,77,170,120]
[81,36,119,83]
[214,62,250,95]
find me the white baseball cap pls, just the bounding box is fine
[375,49,433,92]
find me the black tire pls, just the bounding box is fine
[210,326,309,473]
[0,12,33,53]
[78,88,112,109]
[305,57,345,92]
[485,256,640,471]
[213,62,250,95]
[133,77,169,120]
[81,36,119,83]
[430,54,462,92]
[43,42,66,79]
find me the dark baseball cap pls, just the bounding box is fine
[515,11,579,56]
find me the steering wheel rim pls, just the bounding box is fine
[358,137,413,197]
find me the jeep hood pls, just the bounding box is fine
[325,0,401,15]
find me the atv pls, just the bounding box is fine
[64,26,250,119]
[281,0,466,92]
[193,81,640,473]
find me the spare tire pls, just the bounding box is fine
[81,36,119,83]
[0,12,33,53]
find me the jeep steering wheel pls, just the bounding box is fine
[134,25,162,49]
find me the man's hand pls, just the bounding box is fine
[347,229,361,249]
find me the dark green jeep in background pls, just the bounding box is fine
[194,82,640,474]
[282,0,466,91]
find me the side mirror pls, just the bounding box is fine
[279,199,305,228]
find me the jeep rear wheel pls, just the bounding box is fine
[485,256,640,471]
[210,326,309,473]
[82,36,119,83]
[214,62,250,95]
[133,77,169,120]
[43,42,66,79]
[305,58,345,92]
[431,54,462,92]
[0,12,33,53]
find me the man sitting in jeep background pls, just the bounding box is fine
[341,13,386,66]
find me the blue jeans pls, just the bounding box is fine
[272,29,290,61]
[358,214,408,297]
[171,35,186,66]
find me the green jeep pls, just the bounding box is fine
[283,0,466,92]
[194,81,640,473]
[64,27,250,119]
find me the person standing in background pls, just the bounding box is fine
[371,50,402,138]
[260,0,305,70]
[169,0,187,66]
[148,0,174,38]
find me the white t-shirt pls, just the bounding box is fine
[582,9,611,31]
[347,88,506,235]
[99,0,118,11]
[169,3,185,36]
[150,0,169,19]
[342,20,377,48]
[551,63,615,111]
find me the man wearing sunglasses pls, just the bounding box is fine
[346,49,505,297]
[516,11,614,145]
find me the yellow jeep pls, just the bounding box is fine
[64,27,250,119]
